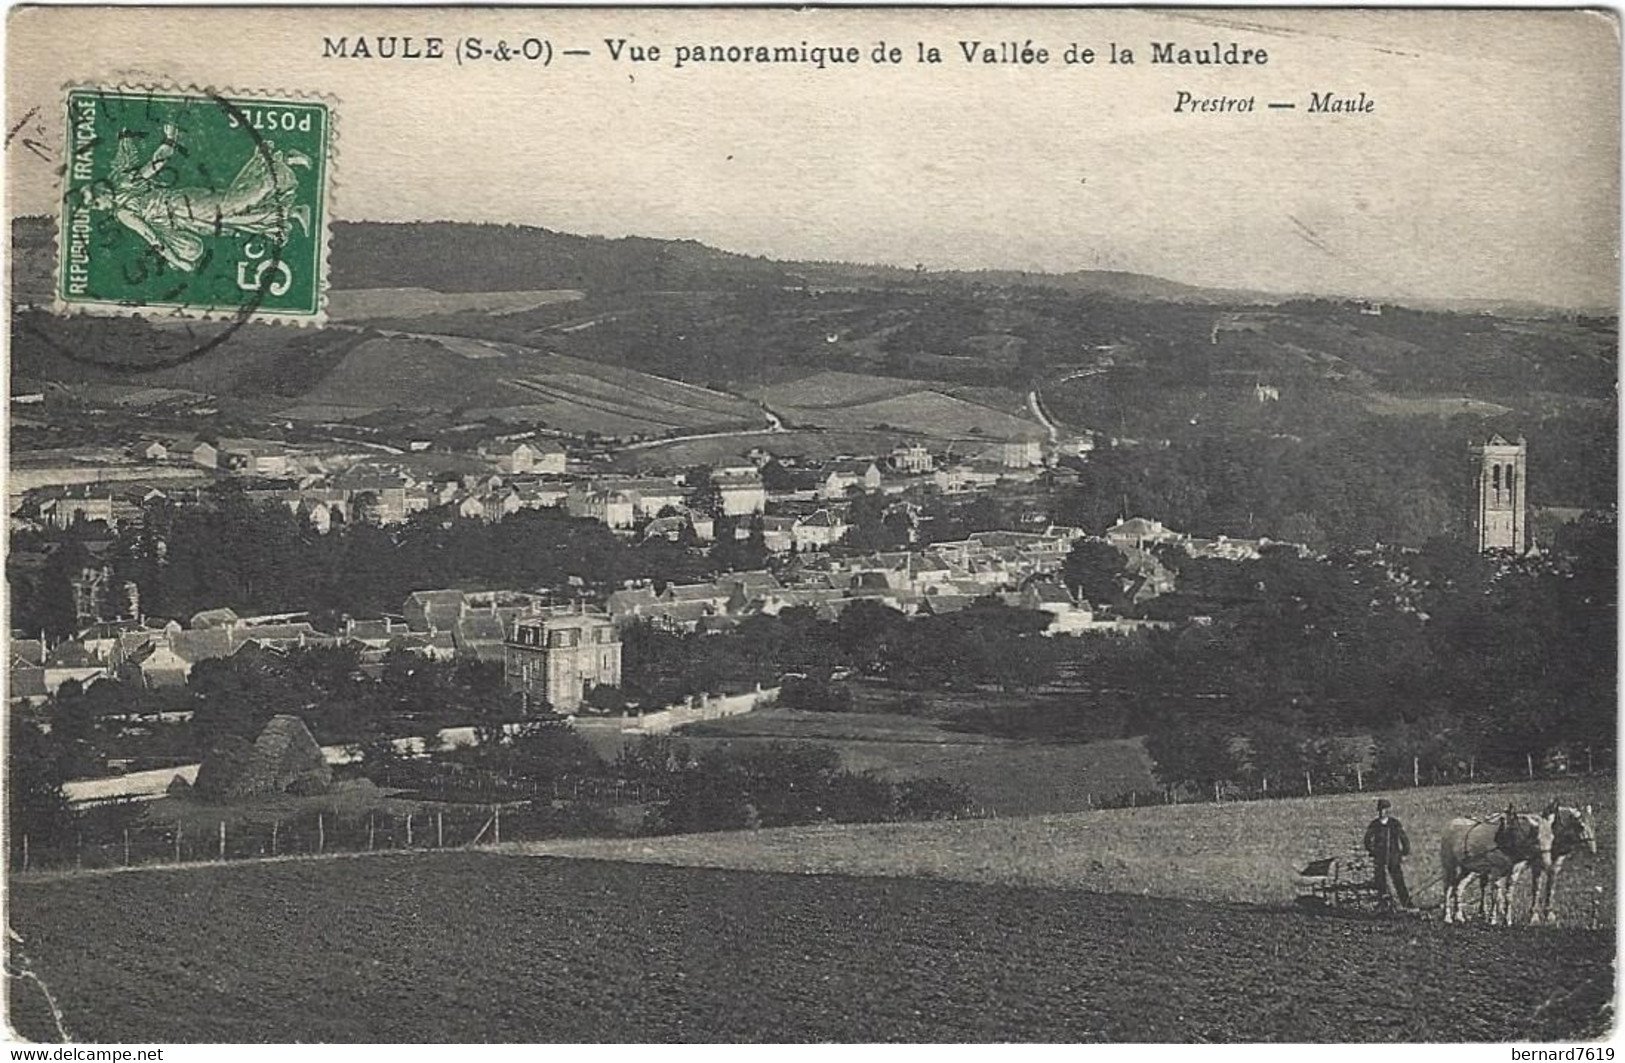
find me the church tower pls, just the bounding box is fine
[1471,434,1527,554]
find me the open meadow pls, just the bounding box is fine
[326,288,585,321]
[519,775,1616,924]
[610,429,910,471]
[673,707,1157,816]
[8,852,1613,1043]
[275,334,764,435]
[747,370,1046,440]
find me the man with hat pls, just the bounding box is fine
[1364,798,1412,910]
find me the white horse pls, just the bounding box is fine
[1439,810,1553,926]
[1526,803,1598,926]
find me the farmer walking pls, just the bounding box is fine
[1364,798,1413,910]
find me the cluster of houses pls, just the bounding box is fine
[816,440,1046,497]
[142,435,569,480]
[13,436,575,535]
[9,508,1298,721]
[240,439,574,531]
[600,525,1180,637]
[15,427,1070,557]
[9,608,340,705]
[8,591,557,705]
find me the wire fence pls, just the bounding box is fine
[14,766,677,875]
[1089,754,1612,811]
[17,751,1610,874]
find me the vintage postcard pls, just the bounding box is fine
[3,4,1618,1047]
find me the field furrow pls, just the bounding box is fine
[7,853,1614,1043]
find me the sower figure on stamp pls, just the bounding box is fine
[86,122,312,273]
[1364,798,1412,910]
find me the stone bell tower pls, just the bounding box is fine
[1471,434,1527,554]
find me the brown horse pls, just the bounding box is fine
[1439,810,1553,926]
[1527,803,1598,925]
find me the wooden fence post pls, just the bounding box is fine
[1355,766,1363,792]
[1262,776,1268,797]
[1304,772,1313,797]
[494,806,502,845]
[317,813,326,854]
[437,811,444,848]
[406,813,414,847]
[123,828,131,867]
[175,825,182,863]
[218,821,227,860]
[1527,753,1534,780]
[22,834,29,873]
[368,815,376,852]
[271,820,280,857]
[1412,756,1420,787]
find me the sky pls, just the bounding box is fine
[6,7,1620,308]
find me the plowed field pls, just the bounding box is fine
[8,855,1613,1043]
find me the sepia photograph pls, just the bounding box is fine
[2,4,1619,1045]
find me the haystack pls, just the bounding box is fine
[238,714,332,798]
[192,715,332,802]
[193,734,256,801]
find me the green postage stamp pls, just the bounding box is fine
[57,87,333,324]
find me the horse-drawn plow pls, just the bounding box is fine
[1295,853,1407,916]
[1296,801,1603,927]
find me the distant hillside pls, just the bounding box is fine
[933,268,1278,305]
[6,215,796,302]
[11,216,1269,306]
[19,215,1608,314]
[330,221,799,294]
[330,223,1297,305]
[10,216,1615,446]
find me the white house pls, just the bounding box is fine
[1105,517,1183,550]
[889,445,934,474]
[712,468,767,516]
[40,492,115,529]
[216,438,292,478]
[566,487,638,530]
[486,441,568,476]
[792,509,849,552]
[980,440,1044,469]
[820,461,883,500]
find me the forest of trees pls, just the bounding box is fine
[1044,408,1617,554]
[1099,520,1615,791]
